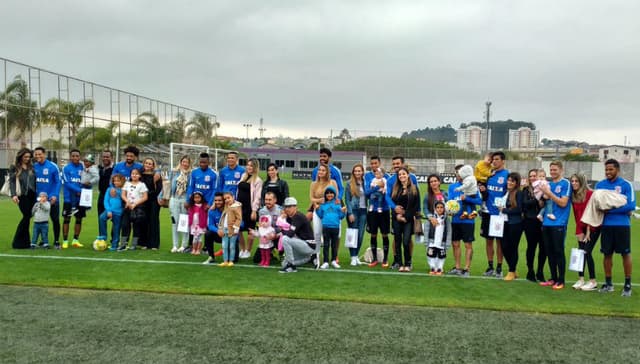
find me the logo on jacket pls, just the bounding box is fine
[615,186,622,194]
[205,176,210,182]
[43,169,49,175]
[497,177,504,184]
[234,172,241,179]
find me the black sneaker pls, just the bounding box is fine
[621,285,632,297]
[54,242,61,250]
[391,262,401,270]
[279,264,297,273]
[599,284,614,293]
[460,269,470,277]
[117,245,128,252]
[495,268,503,279]
[30,244,37,249]
[483,267,495,277]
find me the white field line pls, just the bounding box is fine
[1,253,634,287]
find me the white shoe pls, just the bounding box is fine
[355,258,363,266]
[581,281,598,291]
[177,246,185,253]
[331,260,341,269]
[171,247,178,253]
[572,279,585,290]
[320,262,329,270]
[350,257,358,266]
[239,250,247,258]
[202,257,214,265]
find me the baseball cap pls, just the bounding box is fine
[283,197,298,206]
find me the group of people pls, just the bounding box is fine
[6,145,636,297]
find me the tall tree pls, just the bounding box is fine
[134,111,169,144]
[0,75,39,147]
[186,112,219,146]
[167,112,186,143]
[43,98,95,148]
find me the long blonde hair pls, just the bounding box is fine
[349,163,364,197]
[241,158,261,184]
[311,164,332,198]
[571,173,589,203]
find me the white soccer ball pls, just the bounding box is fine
[445,200,460,215]
[93,239,108,251]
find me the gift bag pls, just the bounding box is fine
[79,188,93,207]
[177,213,189,233]
[345,228,358,248]
[569,248,585,272]
[488,214,504,238]
[0,175,11,196]
[363,247,384,263]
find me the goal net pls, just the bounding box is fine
[168,142,235,173]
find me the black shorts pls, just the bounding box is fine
[600,226,631,255]
[479,212,490,239]
[427,246,447,259]
[452,223,475,243]
[62,202,86,218]
[367,210,390,235]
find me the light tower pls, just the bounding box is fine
[242,123,253,142]
[258,116,266,138]
[484,101,492,152]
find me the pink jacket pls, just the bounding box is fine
[188,203,209,229]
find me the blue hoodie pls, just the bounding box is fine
[62,162,84,206]
[34,159,61,201]
[316,186,345,228]
[103,186,124,216]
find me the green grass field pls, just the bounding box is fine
[1,175,639,362]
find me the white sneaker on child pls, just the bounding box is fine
[320,262,329,270]
[350,257,358,266]
[171,247,178,253]
[331,260,341,269]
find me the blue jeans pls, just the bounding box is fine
[32,222,49,246]
[222,234,238,262]
[99,211,122,248]
[348,208,367,257]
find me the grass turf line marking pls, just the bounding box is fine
[1,253,634,286]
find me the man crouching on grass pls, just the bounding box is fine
[279,197,317,273]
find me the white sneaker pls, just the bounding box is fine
[331,260,341,269]
[202,257,214,265]
[572,279,585,290]
[171,247,178,253]
[632,212,640,219]
[355,258,363,266]
[177,247,185,253]
[239,250,247,259]
[350,257,358,266]
[581,281,598,291]
[320,262,329,270]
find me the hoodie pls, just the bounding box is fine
[316,186,345,228]
[454,164,478,196]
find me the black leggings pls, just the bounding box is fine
[393,220,413,267]
[501,222,523,272]
[12,190,36,249]
[578,229,600,280]
[204,230,222,258]
[120,208,146,242]
[322,227,339,263]
[523,218,546,275]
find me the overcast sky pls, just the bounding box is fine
[2,0,639,145]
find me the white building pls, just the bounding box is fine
[456,125,491,153]
[508,127,540,149]
[598,145,640,163]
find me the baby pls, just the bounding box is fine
[532,169,555,221]
[454,164,479,219]
[369,168,387,213]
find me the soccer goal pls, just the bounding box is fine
[168,142,235,172]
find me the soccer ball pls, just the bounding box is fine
[445,200,460,215]
[93,239,108,251]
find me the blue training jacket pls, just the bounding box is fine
[218,165,245,198]
[62,162,84,206]
[595,176,636,227]
[34,159,61,201]
[187,167,218,205]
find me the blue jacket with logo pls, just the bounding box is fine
[595,176,636,227]
[112,161,143,181]
[486,169,509,215]
[62,162,84,206]
[33,159,61,201]
[187,167,218,205]
[218,165,245,197]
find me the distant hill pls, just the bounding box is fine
[401,125,456,142]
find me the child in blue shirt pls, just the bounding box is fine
[98,174,125,251]
[316,186,346,269]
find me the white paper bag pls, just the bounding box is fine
[488,214,504,238]
[345,228,358,248]
[569,248,585,272]
[177,213,189,233]
[79,188,93,207]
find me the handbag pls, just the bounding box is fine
[0,175,11,196]
[488,214,505,238]
[345,228,358,248]
[177,213,189,233]
[569,248,585,272]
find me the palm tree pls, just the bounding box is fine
[76,126,113,152]
[42,98,95,148]
[0,75,39,147]
[133,111,169,144]
[186,112,219,146]
[167,112,187,143]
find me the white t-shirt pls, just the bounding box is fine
[123,181,149,204]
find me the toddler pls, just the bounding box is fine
[424,201,451,275]
[275,214,291,252]
[533,169,555,221]
[188,191,209,256]
[251,215,276,266]
[316,186,346,269]
[218,191,242,267]
[369,167,387,213]
[98,174,125,251]
[31,192,51,249]
[454,164,479,219]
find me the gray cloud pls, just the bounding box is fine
[2,0,639,144]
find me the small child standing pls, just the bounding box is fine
[533,169,555,221]
[98,174,125,251]
[188,191,209,256]
[369,168,387,213]
[218,191,242,267]
[424,201,452,275]
[454,164,479,219]
[316,186,346,269]
[275,214,291,253]
[251,215,276,266]
[31,192,51,249]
